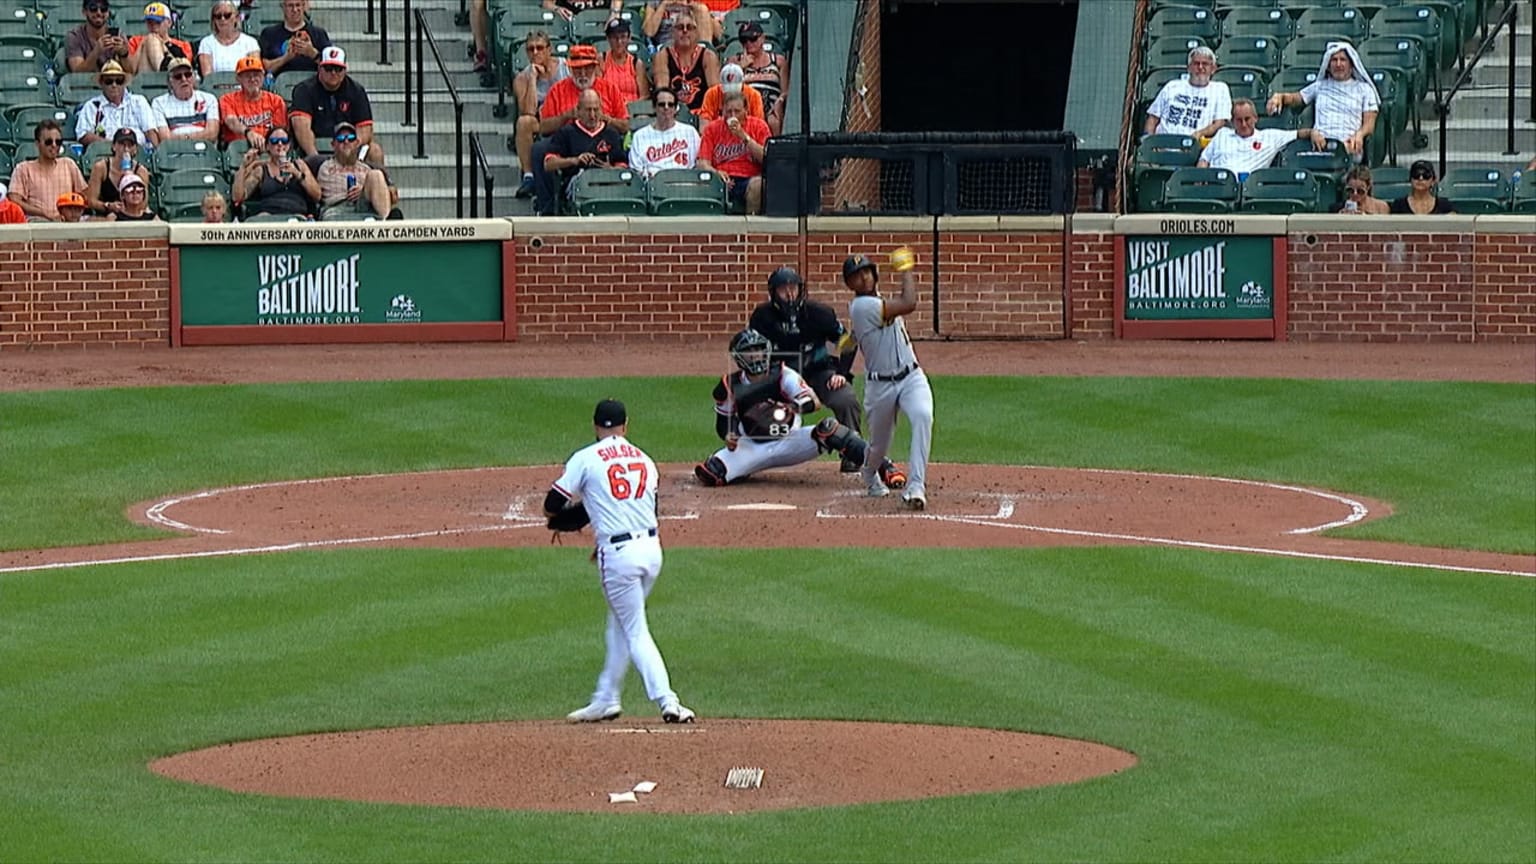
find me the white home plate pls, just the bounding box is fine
[726,503,798,511]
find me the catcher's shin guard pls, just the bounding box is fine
[879,459,907,490]
[694,456,729,487]
[813,417,868,468]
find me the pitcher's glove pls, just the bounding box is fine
[547,502,591,534]
[740,400,797,441]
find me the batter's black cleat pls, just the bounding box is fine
[694,459,727,487]
[879,459,907,490]
[840,457,861,473]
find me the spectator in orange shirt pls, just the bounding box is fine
[697,91,768,214]
[0,184,28,224]
[697,63,763,124]
[533,44,629,213]
[57,192,92,223]
[126,2,195,75]
[220,55,288,146]
[598,18,649,104]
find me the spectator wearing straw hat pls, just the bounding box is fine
[75,60,156,146]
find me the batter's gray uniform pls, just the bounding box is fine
[848,263,932,508]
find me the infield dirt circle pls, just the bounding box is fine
[5,340,1531,814]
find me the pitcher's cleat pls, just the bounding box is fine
[567,702,622,723]
[661,703,696,724]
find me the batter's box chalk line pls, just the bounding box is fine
[816,495,1015,522]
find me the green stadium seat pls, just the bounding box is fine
[1359,36,1426,141]
[1240,166,1319,212]
[0,41,50,75]
[1511,170,1536,213]
[1146,36,1208,70]
[647,167,725,215]
[1147,6,1221,46]
[1372,5,1449,71]
[131,69,169,100]
[11,137,37,160]
[1214,66,1268,100]
[151,138,221,178]
[1439,167,1509,212]
[6,102,68,142]
[200,70,240,98]
[55,71,98,107]
[222,138,255,175]
[78,137,112,171]
[0,68,50,108]
[0,146,12,182]
[1142,66,1191,105]
[1222,6,1293,44]
[570,7,634,43]
[1275,136,1351,204]
[155,167,230,211]
[1294,6,1371,41]
[1279,0,1347,13]
[569,167,647,216]
[724,6,791,47]
[167,201,208,222]
[1281,34,1353,71]
[1160,166,1241,211]
[1221,37,1283,77]
[1133,133,1203,211]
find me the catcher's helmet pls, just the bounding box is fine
[729,328,773,376]
[767,266,805,318]
[842,254,878,284]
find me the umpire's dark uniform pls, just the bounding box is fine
[749,294,863,461]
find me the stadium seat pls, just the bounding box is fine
[1275,136,1351,205]
[4,102,67,140]
[1372,5,1449,71]
[1217,37,1281,79]
[1281,34,1350,71]
[55,71,98,107]
[1146,6,1221,46]
[151,138,221,178]
[155,167,230,212]
[1133,133,1203,211]
[1359,37,1426,143]
[1367,164,1410,200]
[1146,36,1208,70]
[131,69,169,100]
[200,71,239,97]
[1294,6,1371,42]
[222,138,255,175]
[1160,166,1241,211]
[0,42,50,77]
[167,201,207,222]
[0,146,12,182]
[78,137,112,171]
[647,168,726,215]
[0,68,50,108]
[1439,167,1509,213]
[10,137,37,160]
[1221,6,1293,43]
[570,6,634,43]
[724,6,790,47]
[1240,167,1319,212]
[1511,170,1536,213]
[1279,0,1347,13]
[569,167,647,216]
[1213,65,1268,101]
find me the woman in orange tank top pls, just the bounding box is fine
[599,18,650,103]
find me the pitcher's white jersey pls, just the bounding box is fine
[849,294,918,377]
[552,435,659,539]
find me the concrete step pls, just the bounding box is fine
[1414,118,1536,155]
[1438,87,1536,120]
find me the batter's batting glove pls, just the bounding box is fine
[890,246,916,272]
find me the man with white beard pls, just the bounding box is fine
[627,87,699,177]
[1144,46,1231,141]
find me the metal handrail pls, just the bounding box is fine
[1433,0,1524,175]
[373,0,390,65]
[468,132,496,217]
[402,0,467,217]
[1117,0,1152,213]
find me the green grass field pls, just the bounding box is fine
[2,376,1532,862]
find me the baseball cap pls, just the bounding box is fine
[333,121,357,139]
[166,56,193,72]
[319,46,347,68]
[118,173,146,192]
[720,63,744,93]
[143,2,170,21]
[235,55,264,75]
[737,21,764,39]
[594,399,627,428]
[567,44,599,68]
[57,191,87,209]
[605,16,630,34]
[113,127,138,144]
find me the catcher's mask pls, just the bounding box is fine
[729,328,773,376]
[842,254,878,285]
[767,266,805,318]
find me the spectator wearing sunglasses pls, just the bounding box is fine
[233,127,322,219]
[315,123,394,220]
[111,172,160,221]
[66,0,130,74]
[198,0,261,76]
[150,57,221,145]
[628,86,698,176]
[6,120,88,222]
[126,3,195,75]
[85,127,152,217]
[643,0,719,46]
[1388,160,1456,215]
[221,55,288,146]
[652,11,719,111]
[729,21,787,136]
[75,61,157,147]
[1328,166,1389,214]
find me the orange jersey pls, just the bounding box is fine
[599,52,642,104]
[696,83,764,122]
[540,76,628,124]
[127,35,194,64]
[218,89,288,143]
[698,114,769,178]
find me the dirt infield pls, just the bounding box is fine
[9,339,1533,813]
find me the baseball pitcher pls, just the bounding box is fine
[844,248,933,510]
[694,328,876,486]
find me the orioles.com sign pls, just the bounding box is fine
[1123,235,1274,320]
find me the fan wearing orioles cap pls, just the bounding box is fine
[220,55,288,147]
[290,46,385,169]
[125,3,194,76]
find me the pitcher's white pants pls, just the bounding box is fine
[590,535,677,708]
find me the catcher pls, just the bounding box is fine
[694,328,877,486]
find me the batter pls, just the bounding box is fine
[844,249,933,510]
[544,398,696,724]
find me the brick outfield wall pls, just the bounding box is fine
[1,225,1532,349]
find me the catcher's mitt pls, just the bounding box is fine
[547,502,592,533]
[739,400,797,440]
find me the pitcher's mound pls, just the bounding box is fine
[151,718,1137,814]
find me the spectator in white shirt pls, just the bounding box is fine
[1198,98,1325,177]
[1266,41,1379,158]
[75,60,157,146]
[628,87,700,176]
[1144,46,1231,140]
[150,56,221,144]
[197,0,261,76]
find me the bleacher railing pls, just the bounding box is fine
[366,0,391,66]
[402,0,467,217]
[1432,0,1527,175]
[468,131,495,218]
